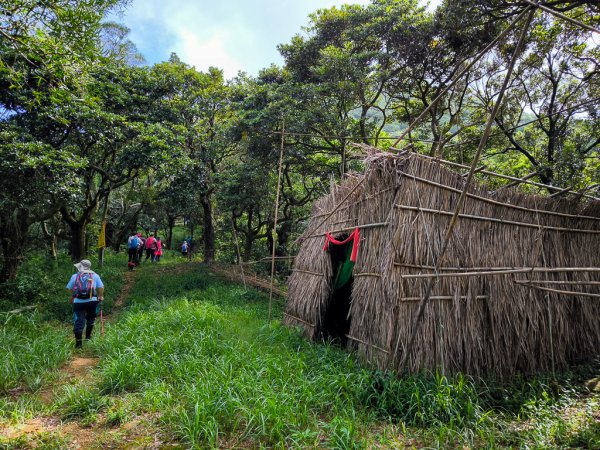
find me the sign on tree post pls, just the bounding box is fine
[98,221,107,266]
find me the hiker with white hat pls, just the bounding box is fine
[66,259,105,348]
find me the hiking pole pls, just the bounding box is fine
[100,303,105,337]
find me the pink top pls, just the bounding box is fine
[145,236,156,249]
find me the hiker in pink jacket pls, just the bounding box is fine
[144,234,156,262]
[153,237,163,263]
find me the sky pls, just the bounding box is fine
[111,0,440,79]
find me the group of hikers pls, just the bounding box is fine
[126,231,164,270]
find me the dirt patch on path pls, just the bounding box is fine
[63,357,99,379]
[1,413,174,449]
[113,269,137,310]
[37,356,99,405]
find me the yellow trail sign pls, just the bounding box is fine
[97,222,106,249]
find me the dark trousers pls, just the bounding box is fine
[128,248,138,264]
[73,301,99,334]
[145,249,155,261]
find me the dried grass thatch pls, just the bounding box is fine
[284,150,600,378]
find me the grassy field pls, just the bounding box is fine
[0,255,598,448]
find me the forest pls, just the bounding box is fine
[1,0,599,448]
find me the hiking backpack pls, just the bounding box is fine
[73,272,94,299]
[128,236,139,249]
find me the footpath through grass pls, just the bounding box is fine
[1,257,599,449]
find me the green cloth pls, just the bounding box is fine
[332,243,355,289]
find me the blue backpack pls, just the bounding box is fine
[128,236,139,249]
[73,272,94,299]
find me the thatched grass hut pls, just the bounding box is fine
[284,150,600,378]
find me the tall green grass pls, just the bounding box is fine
[2,258,598,448]
[0,311,71,393]
[0,251,126,395]
[91,263,599,448]
[92,265,503,448]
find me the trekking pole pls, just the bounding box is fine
[100,303,105,337]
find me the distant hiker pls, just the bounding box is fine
[145,234,157,262]
[153,237,163,263]
[181,240,189,258]
[127,231,139,270]
[66,259,104,348]
[136,233,145,263]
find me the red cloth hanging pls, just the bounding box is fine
[323,227,360,262]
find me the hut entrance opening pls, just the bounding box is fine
[322,233,355,346]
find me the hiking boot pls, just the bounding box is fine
[85,325,94,340]
[75,332,83,348]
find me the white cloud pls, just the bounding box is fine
[176,29,242,77]
[117,0,442,78]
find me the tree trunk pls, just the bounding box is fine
[41,221,58,259]
[277,220,293,257]
[243,234,254,262]
[0,209,30,283]
[266,222,274,256]
[167,216,175,250]
[201,193,215,262]
[68,221,87,261]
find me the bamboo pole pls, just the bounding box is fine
[283,312,315,327]
[294,177,366,245]
[395,205,600,234]
[346,335,390,354]
[462,165,486,177]
[513,280,600,286]
[292,269,325,276]
[394,262,516,271]
[391,6,534,148]
[551,183,600,199]
[401,153,600,201]
[400,11,536,371]
[401,295,488,301]
[400,267,600,279]
[400,171,600,221]
[497,170,541,189]
[311,187,396,218]
[354,273,381,277]
[269,120,286,322]
[514,282,600,298]
[242,256,295,265]
[523,0,600,34]
[305,222,388,239]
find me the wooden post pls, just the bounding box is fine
[269,119,285,322]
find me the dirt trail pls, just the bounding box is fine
[0,267,174,449]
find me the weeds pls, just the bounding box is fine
[0,312,71,393]
[56,384,108,421]
[2,260,598,449]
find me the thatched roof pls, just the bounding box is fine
[284,150,600,378]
